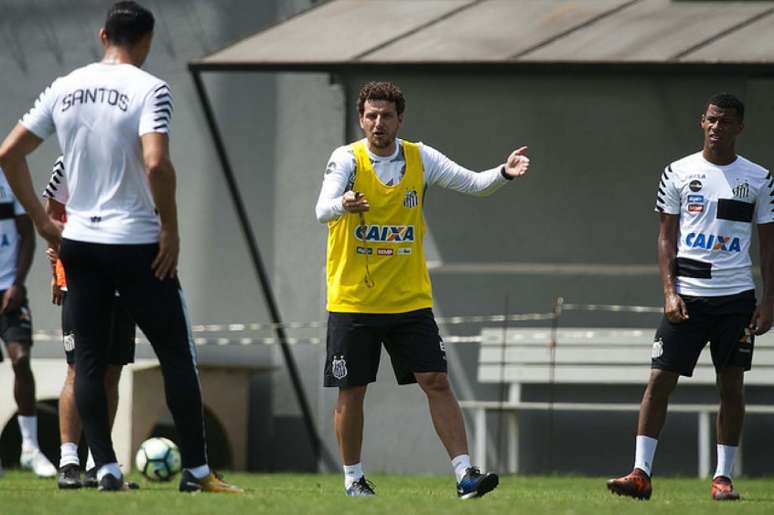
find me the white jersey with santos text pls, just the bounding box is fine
[0,170,26,291]
[20,62,173,244]
[655,151,774,296]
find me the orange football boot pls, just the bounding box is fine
[607,468,652,500]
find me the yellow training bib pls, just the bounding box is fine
[326,140,433,313]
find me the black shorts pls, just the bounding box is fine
[652,290,756,377]
[0,292,33,362]
[324,308,447,387]
[62,291,136,366]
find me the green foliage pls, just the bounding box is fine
[1,472,773,514]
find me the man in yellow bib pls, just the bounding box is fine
[316,81,530,498]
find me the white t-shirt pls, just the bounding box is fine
[21,62,173,244]
[0,169,27,291]
[655,151,774,296]
[315,138,509,222]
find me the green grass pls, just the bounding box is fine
[1,471,773,514]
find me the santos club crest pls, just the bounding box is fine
[332,355,348,380]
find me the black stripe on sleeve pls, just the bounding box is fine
[656,194,665,204]
[153,84,169,94]
[154,107,171,116]
[655,205,664,213]
[153,124,168,131]
[155,100,173,110]
[658,187,665,196]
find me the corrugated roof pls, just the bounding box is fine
[193,0,774,69]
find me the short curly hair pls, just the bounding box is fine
[357,81,405,115]
[705,92,744,121]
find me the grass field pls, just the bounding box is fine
[1,471,773,514]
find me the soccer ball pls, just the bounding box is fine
[135,437,182,481]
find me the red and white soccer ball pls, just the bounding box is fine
[135,437,182,481]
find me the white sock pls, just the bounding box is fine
[60,443,80,468]
[17,415,39,452]
[343,462,364,488]
[634,435,658,477]
[188,464,211,479]
[714,444,737,479]
[96,462,122,481]
[86,449,96,471]
[451,454,472,482]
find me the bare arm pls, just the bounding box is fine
[0,214,36,313]
[751,223,774,334]
[141,132,179,280]
[657,213,688,322]
[13,214,34,287]
[0,124,61,247]
[45,198,66,305]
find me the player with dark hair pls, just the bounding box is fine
[0,166,56,478]
[607,93,774,501]
[316,80,531,498]
[0,1,240,493]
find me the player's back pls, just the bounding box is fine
[23,62,171,244]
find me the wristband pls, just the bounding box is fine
[500,166,513,181]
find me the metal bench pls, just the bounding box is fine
[458,327,774,477]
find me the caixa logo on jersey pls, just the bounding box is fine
[685,233,741,252]
[354,225,415,243]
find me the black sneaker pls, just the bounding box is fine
[345,476,376,497]
[457,467,499,499]
[57,464,82,490]
[98,473,127,492]
[83,467,98,488]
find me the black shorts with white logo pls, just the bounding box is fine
[62,291,136,366]
[652,289,755,377]
[324,308,447,387]
[0,292,33,362]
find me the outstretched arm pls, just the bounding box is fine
[424,144,530,196]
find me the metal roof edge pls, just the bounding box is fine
[188,60,774,76]
[188,0,334,66]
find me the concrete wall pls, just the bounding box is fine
[331,70,774,475]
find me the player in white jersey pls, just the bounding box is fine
[0,170,56,478]
[0,1,240,493]
[608,94,774,501]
